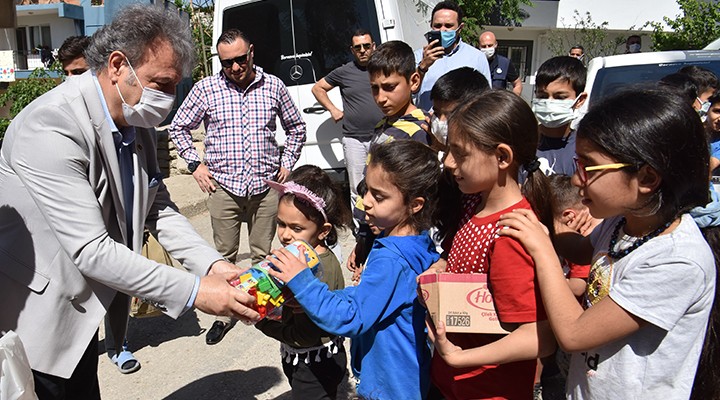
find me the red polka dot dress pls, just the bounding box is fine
[432,196,548,400]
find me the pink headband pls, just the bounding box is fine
[265,179,328,222]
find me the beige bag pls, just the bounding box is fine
[129,231,175,318]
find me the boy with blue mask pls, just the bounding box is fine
[413,1,491,111]
[533,56,587,176]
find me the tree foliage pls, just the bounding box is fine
[646,0,720,51]
[0,66,60,139]
[174,0,214,82]
[545,10,628,61]
[415,0,532,43]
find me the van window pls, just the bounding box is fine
[591,61,720,101]
[222,0,381,87]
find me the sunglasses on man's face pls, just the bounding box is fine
[220,51,250,68]
[351,43,373,52]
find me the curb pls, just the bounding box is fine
[164,174,209,219]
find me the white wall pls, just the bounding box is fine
[555,0,680,31]
[521,0,681,31]
[17,13,77,49]
[519,1,560,29]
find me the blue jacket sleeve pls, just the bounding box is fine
[286,255,412,337]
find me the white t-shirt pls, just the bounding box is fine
[567,214,715,399]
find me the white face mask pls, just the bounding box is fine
[698,98,711,122]
[480,47,495,59]
[628,43,641,53]
[431,115,448,144]
[115,58,175,128]
[532,98,578,128]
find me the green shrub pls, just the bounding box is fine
[0,66,60,140]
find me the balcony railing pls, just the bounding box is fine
[13,50,56,71]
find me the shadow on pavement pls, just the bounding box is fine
[125,310,204,352]
[162,366,283,399]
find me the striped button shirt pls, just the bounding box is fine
[169,66,306,197]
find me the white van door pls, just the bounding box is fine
[214,0,384,176]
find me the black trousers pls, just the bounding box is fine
[282,342,348,400]
[32,331,101,400]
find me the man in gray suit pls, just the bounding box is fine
[0,5,259,399]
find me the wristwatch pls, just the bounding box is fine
[187,161,201,173]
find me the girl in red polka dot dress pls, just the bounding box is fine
[426,90,557,400]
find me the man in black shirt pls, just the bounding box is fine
[311,29,384,218]
[478,30,522,96]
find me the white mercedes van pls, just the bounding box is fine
[212,0,432,179]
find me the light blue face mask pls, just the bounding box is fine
[441,30,457,49]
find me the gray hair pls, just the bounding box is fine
[85,4,195,76]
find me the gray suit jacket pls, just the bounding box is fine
[0,72,222,378]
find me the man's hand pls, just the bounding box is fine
[208,260,241,275]
[276,167,291,183]
[419,41,445,72]
[192,163,216,193]
[330,108,344,123]
[194,272,261,323]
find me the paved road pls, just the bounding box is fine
[97,209,358,400]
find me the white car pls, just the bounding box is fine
[582,49,720,109]
[579,49,720,190]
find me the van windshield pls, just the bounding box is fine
[222,0,381,87]
[591,60,720,101]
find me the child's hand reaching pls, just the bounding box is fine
[351,265,363,285]
[267,246,309,283]
[498,209,554,258]
[426,315,463,367]
[568,208,602,236]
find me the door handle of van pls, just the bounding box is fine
[303,105,327,114]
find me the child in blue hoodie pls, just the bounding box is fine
[270,140,441,400]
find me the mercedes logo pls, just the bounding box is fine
[289,64,304,81]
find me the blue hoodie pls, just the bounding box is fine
[287,232,439,400]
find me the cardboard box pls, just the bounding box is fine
[419,273,510,334]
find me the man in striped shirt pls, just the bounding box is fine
[169,28,306,344]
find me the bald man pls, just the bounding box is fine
[478,31,522,95]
